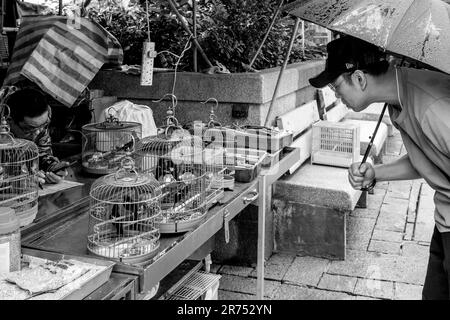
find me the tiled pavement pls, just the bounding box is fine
[213,128,435,300]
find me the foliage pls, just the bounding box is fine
[46,0,327,72]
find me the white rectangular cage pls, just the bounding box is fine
[311,120,360,168]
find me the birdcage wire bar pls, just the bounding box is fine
[135,125,225,233]
[311,120,360,168]
[87,158,162,264]
[82,108,142,175]
[0,105,39,227]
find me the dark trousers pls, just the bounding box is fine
[422,226,450,299]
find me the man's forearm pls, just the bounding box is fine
[374,154,421,181]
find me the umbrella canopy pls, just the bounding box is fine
[4,15,123,107]
[283,0,450,74]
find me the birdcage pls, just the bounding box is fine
[134,96,225,233]
[87,157,162,265]
[81,107,142,175]
[311,120,360,168]
[0,105,39,227]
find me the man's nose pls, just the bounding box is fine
[334,91,341,99]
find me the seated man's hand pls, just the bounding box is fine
[35,170,46,186]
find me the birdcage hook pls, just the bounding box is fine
[104,106,120,125]
[201,98,221,128]
[0,104,15,144]
[114,156,140,183]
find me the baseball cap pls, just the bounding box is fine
[309,36,388,88]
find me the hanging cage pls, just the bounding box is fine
[0,104,39,227]
[87,157,162,265]
[81,107,142,175]
[134,95,225,234]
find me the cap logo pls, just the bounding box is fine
[345,63,354,69]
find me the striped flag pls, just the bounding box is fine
[3,15,123,107]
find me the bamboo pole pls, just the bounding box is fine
[166,0,213,68]
[264,17,300,127]
[192,0,198,72]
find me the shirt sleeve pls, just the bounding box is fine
[35,126,59,172]
[421,98,450,157]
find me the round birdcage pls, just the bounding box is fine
[81,107,142,175]
[87,157,162,265]
[134,98,225,233]
[0,105,39,227]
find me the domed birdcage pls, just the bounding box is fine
[0,104,39,227]
[81,107,142,175]
[87,157,162,265]
[134,94,225,234]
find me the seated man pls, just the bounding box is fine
[6,88,68,185]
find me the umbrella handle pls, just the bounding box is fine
[359,102,388,167]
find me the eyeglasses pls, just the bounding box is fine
[19,118,50,133]
[328,76,345,92]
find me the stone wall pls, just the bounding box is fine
[89,61,325,127]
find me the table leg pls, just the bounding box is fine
[256,175,266,299]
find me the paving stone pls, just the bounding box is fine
[354,296,382,300]
[249,253,295,281]
[375,215,406,233]
[350,208,379,219]
[283,256,329,287]
[219,265,254,277]
[274,284,355,300]
[407,181,421,223]
[368,240,402,255]
[354,279,394,300]
[367,195,385,210]
[386,181,412,200]
[404,223,414,241]
[317,274,358,294]
[218,290,255,300]
[347,216,375,251]
[218,275,281,299]
[328,250,427,285]
[394,282,423,300]
[372,229,404,243]
[374,181,389,191]
[414,221,434,243]
[401,242,430,259]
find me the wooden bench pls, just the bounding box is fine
[272,97,379,260]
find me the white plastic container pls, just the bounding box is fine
[0,207,21,273]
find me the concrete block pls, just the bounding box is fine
[274,162,362,211]
[273,199,346,259]
[218,290,254,300]
[346,216,375,251]
[212,203,273,265]
[349,208,379,219]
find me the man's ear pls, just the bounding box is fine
[353,70,367,90]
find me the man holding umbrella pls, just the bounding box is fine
[308,34,450,299]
